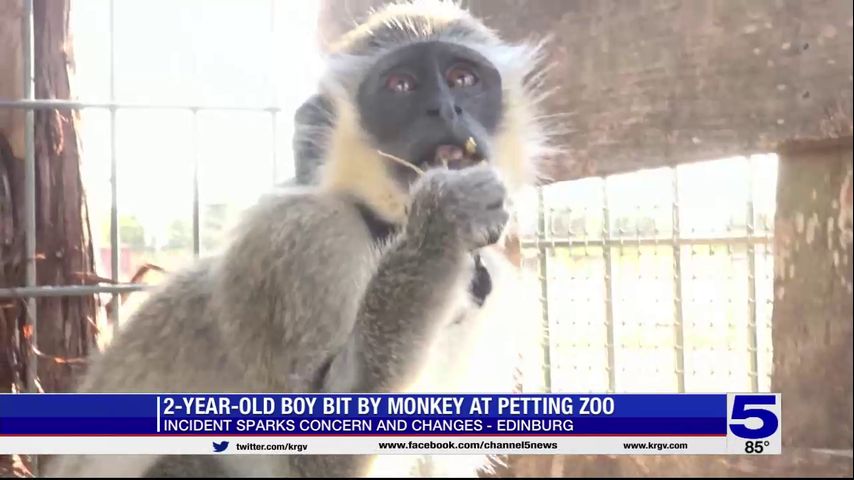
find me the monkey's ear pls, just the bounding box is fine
[294,94,335,127]
[293,94,337,185]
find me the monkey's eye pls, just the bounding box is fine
[384,73,417,93]
[446,65,479,88]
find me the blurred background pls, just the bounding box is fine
[0,0,851,477]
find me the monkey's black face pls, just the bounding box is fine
[357,41,503,185]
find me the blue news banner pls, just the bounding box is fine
[0,393,781,456]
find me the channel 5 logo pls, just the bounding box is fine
[726,393,781,455]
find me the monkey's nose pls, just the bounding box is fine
[426,100,462,123]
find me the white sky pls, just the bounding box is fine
[70,0,324,248]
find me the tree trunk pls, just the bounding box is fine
[30,0,100,395]
[2,2,98,472]
[0,0,99,397]
[0,0,24,403]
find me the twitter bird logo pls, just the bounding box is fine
[212,441,229,453]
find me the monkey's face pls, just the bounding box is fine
[356,41,503,186]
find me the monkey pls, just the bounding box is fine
[291,93,335,186]
[45,0,554,477]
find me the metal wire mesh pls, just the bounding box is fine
[517,155,777,394]
[0,0,289,392]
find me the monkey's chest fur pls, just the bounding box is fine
[357,203,493,306]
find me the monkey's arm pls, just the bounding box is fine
[290,219,470,477]
[291,166,507,478]
[321,166,508,393]
[321,225,469,393]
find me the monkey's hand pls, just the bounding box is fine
[407,163,509,251]
[318,164,507,396]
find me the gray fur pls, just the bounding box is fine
[292,94,334,185]
[45,166,508,478]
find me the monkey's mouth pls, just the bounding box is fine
[429,142,483,170]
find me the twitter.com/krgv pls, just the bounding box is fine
[212,441,309,453]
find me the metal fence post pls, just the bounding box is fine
[672,168,686,393]
[536,187,552,393]
[601,180,616,393]
[746,157,760,392]
[108,0,121,327]
[22,0,38,395]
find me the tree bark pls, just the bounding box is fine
[0,0,24,403]
[0,0,99,398]
[29,0,100,395]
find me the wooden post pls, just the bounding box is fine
[771,137,853,450]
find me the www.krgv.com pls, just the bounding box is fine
[378,440,558,451]
[622,441,689,451]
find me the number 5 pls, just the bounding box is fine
[729,395,779,439]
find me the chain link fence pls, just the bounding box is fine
[514,154,778,394]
